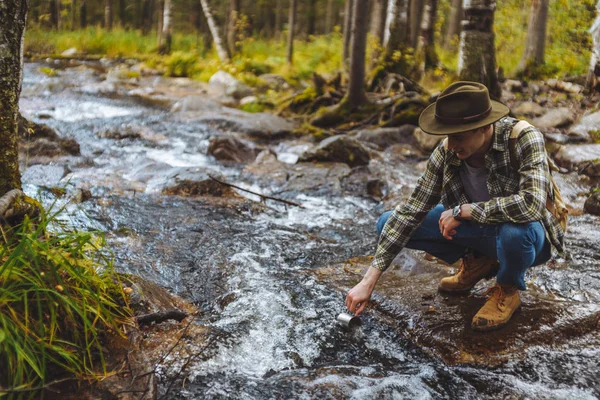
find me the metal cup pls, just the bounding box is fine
[336,312,361,328]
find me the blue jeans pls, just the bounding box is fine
[376,204,552,290]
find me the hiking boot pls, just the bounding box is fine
[471,284,521,332]
[438,254,499,293]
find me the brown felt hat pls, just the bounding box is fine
[418,81,510,135]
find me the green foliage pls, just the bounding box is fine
[590,129,600,143]
[239,101,267,113]
[164,51,200,78]
[0,208,132,396]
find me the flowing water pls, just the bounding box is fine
[19,62,600,399]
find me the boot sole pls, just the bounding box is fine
[471,304,521,332]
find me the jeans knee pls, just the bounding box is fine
[498,223,538,250]
[376,211,393,235]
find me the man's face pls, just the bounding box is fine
[446,126,490,160]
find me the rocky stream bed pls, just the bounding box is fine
[18,59,600,399]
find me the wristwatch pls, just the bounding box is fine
[452,205,463,221]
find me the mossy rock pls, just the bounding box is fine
[298,135,372,167]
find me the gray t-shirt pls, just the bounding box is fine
[459,162,491,202]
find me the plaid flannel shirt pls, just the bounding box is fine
[372,117,566,272]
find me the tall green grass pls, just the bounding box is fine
[0,207,133,397]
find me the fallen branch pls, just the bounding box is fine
[136,309,188,326]
[208,175,304,208]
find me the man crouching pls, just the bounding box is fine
[345,81,565,331]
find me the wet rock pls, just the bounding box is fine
[106,65,138,81]
[259,73,290,90]
[240,95,259,105]
[512,101,545,117]
[546,79,584,94]
[18,115,81,158]
[581,160,600,177]
[351,125,417,149]
[314,253,600,366]
[159,170,236,198]
[543,132,570,144]
[554,144,600,171]
[61,47,78,57]
[208,136,260,163]
[568,111,600,143]
[172,97,295,140]
[341,167,388,199]
[127,87,173,108]
[299,135,372,167]
[504,79,524,93]
[531,107,575,129]
[208,71,253,99]
[21,165,69,187]
[243,150,352,196]
[584,191,600,215]
[98,124,143,140]
[414,127,444,152]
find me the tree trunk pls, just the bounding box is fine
[409,0,424,48]
[518,0,549,73]
[346,0,369,109]
[226,0,241,56]
[370,0,387,45]
[0,0,28,196]
[325,0,334,33]
[80,0,86,27]
[307,0,316,35]
[275,0,282,37]
[71,0,78,30]
[458,0,500,99]
[104,0,113,30]
[587,2,600,91]
[443,0,462,48]
[384,0,408,52]
[158,0,172,54]
[141,0,152,34]
[157,0,163,40]
[343,0,354,68]
[50,0,59,29]
[286,0,297,64]
[415,0,438,72]
[118,0,126,28]
[200,0,231,62]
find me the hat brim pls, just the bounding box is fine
[418,100,510,135]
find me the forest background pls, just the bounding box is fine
[24,0,598,103]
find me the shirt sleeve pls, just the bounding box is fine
[371,143,445,272]
[470,127,550,224]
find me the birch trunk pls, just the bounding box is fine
[409,0,424,48]
[0,0,28,195]
[518,0,549,73]
[104,0,112,31]
[443,0,462,47]
[346,0,369,109]
[383,0,408,53]
[587,1,600,90]
[415,0,438,72]
[287,0,297,64]
[458,0,500,98]
[200,0,231,63]
[158,0,172,54]
[370,0,387,45]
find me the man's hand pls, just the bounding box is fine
[439,208,462,240]
[345,267,382,315]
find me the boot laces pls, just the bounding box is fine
[481,285,505,310]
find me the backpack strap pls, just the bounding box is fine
[508,120,533,172]
[442,137,448,150]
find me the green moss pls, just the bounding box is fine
[39,67,57,77]
[590,130,600,144]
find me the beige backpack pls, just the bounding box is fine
[509,121,568,232]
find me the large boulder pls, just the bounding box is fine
[531,107,576,129]
[584,191,600,215]
[568,111,600,143]
[351,125,417,149]
[18,114,80,157]
[208,71,253,99]
[512,101,545,117]
[258,74,290,91]
[554,144,600,171]
[299,135,372,167]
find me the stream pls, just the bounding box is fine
[19,61,600,399]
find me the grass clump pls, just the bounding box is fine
[0,208,133,396]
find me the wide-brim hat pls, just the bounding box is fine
[418,81,510,135]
